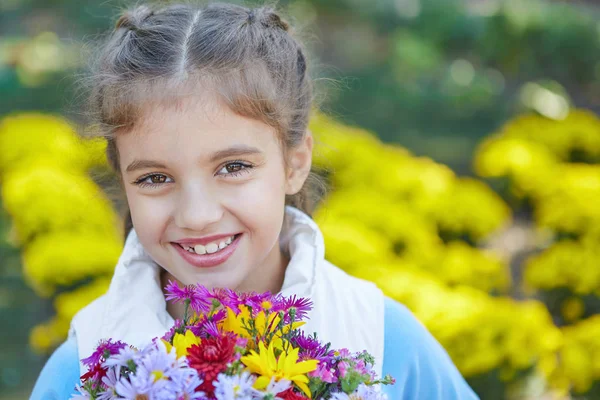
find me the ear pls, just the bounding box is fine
[285,131,313,195]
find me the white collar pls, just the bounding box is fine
[72,206,384,376]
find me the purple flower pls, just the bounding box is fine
[188,309,226,338]
[162,319,185,342]
[165,280,212,314]
[82,339,127,367]
[291,332,335,364]
[239,291,274,313]
[97,368,120,400]
[210,287,241,310]
[276,295,312,323]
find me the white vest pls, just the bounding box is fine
[70,206,385,377]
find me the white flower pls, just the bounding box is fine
[354,383,387,400]
[214,372,255,400]
[330,384,388,400]
[104,346,139,369]
[69,385,92,400]
[97,367,121,400]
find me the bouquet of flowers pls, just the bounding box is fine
[72,281,394,400]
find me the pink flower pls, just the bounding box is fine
[338,361,349,378]
[309,364,337,383]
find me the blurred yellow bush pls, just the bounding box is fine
[309,113,564,387]
[0,113,121,353]
[474,108,600,396]
[1,109,595,397]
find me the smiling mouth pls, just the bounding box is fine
[174,234,242,255]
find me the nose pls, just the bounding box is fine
[173,183,223,232]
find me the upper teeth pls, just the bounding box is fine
[184,236,235,255]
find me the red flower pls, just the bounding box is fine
[80,362,107,383]
[187,334,237,398]
[277,388,310,400]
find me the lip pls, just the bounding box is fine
[173,233,239,247]
[171,234,242,269]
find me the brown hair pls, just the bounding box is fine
[84,1,325,235]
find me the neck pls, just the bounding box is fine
[161,242,289,321]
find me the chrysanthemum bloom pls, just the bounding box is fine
[240,341,318,397]
[187,333,237,397]
[277,388,310,400]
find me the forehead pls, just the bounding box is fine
[116,94,281,161]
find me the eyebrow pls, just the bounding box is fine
[125,145,264,173]
[125,160,167,173]
[208,145,263,163]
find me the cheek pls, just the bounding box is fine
[223,168,287,232]
[124,187,171,243]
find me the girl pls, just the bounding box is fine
[31,2,478,399]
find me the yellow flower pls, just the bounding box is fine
[220,306,304,342]
[241,341,318,397]
[164,330,201,358]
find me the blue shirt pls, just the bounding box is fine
[30,298,478,399]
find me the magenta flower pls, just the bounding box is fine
[209,287,241,310]
[292,332,334,364]
[188,309,226,338]
[275,295,313,323]
[81,339,127,367]
[165,281,212,313]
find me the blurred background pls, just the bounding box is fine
[1,0,600,398]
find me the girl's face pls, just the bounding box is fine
[116,95,312,293]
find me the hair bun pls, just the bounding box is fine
[115,5,154,31]
[264,11,289,31]
[252,7,289,31]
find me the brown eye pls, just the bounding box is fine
[150,175,167,183]
[226,163,243,173]
[216,161,253,177]
[134,173,173,187]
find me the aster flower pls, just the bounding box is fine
[114,371,154,400]
[275,296,312,323]
[188,310,227,338]
[115,341,184,399]
[239,291,274,314]
[351,383,388,400]
[82,339,127,367]
[213,372,255,400]
[210,287,241,310]
[69,385,92,400]
[104,346,139,369]
[162,319,185,342]
[165,280,212,314]
[97,367,120,400]
[291,333,334,364]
